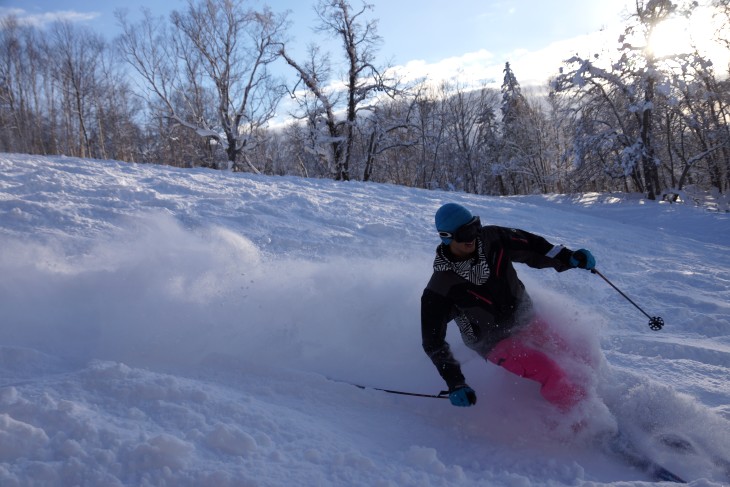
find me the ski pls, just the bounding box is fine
[658,432,730,481]
[606,432,686,483]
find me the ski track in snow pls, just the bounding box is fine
[0,153,729,486]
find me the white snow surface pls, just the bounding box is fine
[0,153,729,486]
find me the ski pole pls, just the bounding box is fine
[354,384,449,399]
[591,269,665,331]
[329,377,448,399]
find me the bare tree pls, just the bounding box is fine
[89,49,144,162]
[279,43,344,178]
[0,16,38,153]
[661,53,729,193]
[279,0,399,181]
[410,84,448,190]
[48,21,106,159]
[553,0,701,199]
[440,81,499,194]
[117,0,288,170]
[358,101,416,182]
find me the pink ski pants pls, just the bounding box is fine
[485,318,586,411]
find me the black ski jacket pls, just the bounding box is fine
[421,225,575,390]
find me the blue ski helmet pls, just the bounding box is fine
[435,203,473,244]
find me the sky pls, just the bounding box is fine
[1,152,729,485]
[0,0,656,90]
[3,0,728,99]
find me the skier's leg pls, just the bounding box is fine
[518,316,595,366]
[486,336,586,411]
[518,316,570,351]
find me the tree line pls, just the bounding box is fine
[2,0,729,201]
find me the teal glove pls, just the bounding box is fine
[570,249,596,270]
[449,385,477,407]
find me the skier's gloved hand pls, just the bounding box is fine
[569,249,596,270]
[448,385,477,407]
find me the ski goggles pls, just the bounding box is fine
[438,216,481,243]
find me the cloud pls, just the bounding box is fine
[0,7,100,27]
[391,49,500,89]
[507,30,618,88]
[387,27,624,93]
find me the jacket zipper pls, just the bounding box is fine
[467,289,493,305]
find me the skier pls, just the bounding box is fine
[421,203,596,410]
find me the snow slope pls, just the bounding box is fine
[0,153,728,486]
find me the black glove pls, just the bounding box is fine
[569,249,596,270]
[448,384,477,407]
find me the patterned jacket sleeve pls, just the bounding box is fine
[421,287,466,390]
[496,226,575,272]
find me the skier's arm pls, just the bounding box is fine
[421,289,466,390]
[496,227,577,272]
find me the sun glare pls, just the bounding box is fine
[647,6,729,63]
[648,17,692,58]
